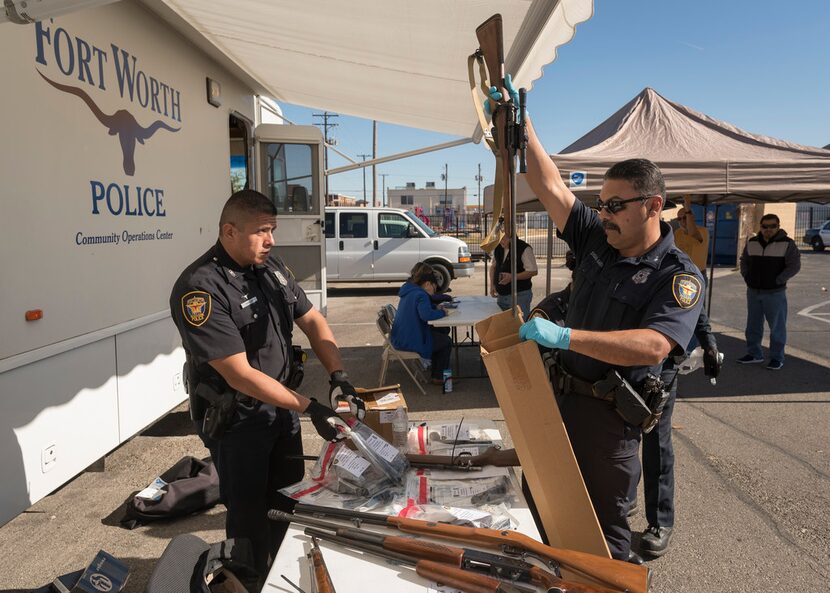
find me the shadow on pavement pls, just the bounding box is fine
[328,285,401,297]
[678,334,829,399]
[141,411,196,438]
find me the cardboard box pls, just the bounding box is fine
[476,310,610,561]
[345,384,407,443]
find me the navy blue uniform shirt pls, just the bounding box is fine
[170,241,312,425]
[559,200,703,387]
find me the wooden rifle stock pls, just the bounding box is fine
[287,505,648,593]
[406,446,520,468]
[308,537,336,593]
[475,14,514,240]
[388,517,645,593]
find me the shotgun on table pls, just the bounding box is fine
[270,510,622,593]
[281,504,649,593]
[406,446,520,469]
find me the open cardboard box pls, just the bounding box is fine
[475,309,610,560]
[335,384,407,443]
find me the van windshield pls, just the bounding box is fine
[404,211,437,237]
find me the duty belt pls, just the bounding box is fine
[541,352,613,402]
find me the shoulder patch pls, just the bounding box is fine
[181,291,212,327]
[672,274,702,309]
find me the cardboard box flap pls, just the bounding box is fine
[478,316,611,565]
[476,309,522,353]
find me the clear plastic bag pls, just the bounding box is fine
[279,440,399,506]
[341,418,410,484]
[403,473,516,508]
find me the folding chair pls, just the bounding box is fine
[376,306,426,394]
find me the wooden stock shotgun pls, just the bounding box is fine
[281,505,649,593]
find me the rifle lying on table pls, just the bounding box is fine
[308,536,336,593]
[282,504,649,593]
[270,510,621,593]
[406,446,520,470]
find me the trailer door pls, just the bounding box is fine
[254,124,327,313]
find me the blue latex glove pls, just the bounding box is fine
[485,74,524,119]
[519,318,572,350]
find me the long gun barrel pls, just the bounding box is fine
[282,505,648,593]
[406,446,520,469]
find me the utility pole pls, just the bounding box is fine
[380,173,389,207]
[372,120,378,207]
[357,154,372,204]
[312,111,339,204]
[475,163,483,232]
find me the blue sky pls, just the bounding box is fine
[280,0,830,205]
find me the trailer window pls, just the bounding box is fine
[229,114,251,192]
[260,143,318,214]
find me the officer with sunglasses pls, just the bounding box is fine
[489,77,703,563]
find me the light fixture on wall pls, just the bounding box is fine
[206,77,222,108]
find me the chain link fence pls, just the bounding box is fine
[434,211,569,260]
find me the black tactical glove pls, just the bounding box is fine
[304,399,340,441]
[329,371,366,421]
[701,334,722,379]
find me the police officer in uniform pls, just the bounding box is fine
[493,75,703,564]
[170,189,363,580]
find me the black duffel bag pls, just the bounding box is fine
[120,456,220,529]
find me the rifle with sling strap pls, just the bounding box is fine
[469,14,528,316]
[281,504,649,593]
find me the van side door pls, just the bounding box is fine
[373,211,422,280]
[337,211,373,279]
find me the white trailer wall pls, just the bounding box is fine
[0,1,257,525]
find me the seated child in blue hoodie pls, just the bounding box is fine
[391,267,452,384]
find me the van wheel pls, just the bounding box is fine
[431,263,452,293]
[811,236,825,252]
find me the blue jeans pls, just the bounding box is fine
[745,288,788,362]
[497,289,533,321]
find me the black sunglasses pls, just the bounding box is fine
[593,195,654,214]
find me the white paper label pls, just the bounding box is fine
[378,410,395,424]
[135,477,167,501]
[438,424,477,441]
[366,433,400,462]
[376,392,402,405]
[333,448,371,478]
[482,428,502,441]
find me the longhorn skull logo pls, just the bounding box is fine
[38,70,181,176]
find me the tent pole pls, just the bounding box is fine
[483,213,490,296]
[707,202,720,316]
[546,216,553,295]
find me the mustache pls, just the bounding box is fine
[602,221,620,232]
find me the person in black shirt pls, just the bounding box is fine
[170,190,363,580]
[489,231,538,319]
[489,79,703,563]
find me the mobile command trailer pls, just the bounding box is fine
[0,2,327,526]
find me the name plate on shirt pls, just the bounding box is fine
[241,296,258,309]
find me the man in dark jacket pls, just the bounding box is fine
[737,213,801,370]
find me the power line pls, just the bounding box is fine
[312,112,339,201]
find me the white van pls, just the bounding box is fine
[324,207,473,292]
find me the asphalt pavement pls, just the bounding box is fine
[0,256,828,593]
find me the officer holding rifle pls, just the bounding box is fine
[170,189,364,579]
[489,78,703,563]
